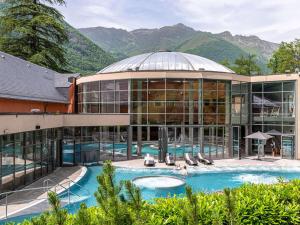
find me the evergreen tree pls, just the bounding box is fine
[220,58,234,71]
[94,161,133,225]
[232,54,261,76]
[184,186,199,225]
[0,0,68,72]
[268,40,300,74]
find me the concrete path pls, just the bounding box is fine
[0,166,86,220]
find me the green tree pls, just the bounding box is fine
[268,40,300,74]
[220,58,234,71]
[232,54,261,75]
[184,186,199,225]
[94,161,133,225]
[0,0,68,72]
[224,188,237,225]
[74,203,92,225]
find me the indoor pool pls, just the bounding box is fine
[3,166,300,224]
[62,143,223,163]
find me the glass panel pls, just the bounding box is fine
[263,82,282,92]
[101,80,115,91]
[148,79,165,89]
[148,90,165,101]
[203,80,217,90]
[166,79,184,89]
[282,136,294,159]
[115,80,128,91]
[252,83,262,92]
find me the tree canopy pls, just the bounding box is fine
[221,54,261,76]
[232,54,261,76]
[268,39,300,74]
[0,0,68,72]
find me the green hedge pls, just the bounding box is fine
[15,180,300,225]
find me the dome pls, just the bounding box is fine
[98,51,234,74]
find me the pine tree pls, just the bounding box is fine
[0,0,68,72]
[232,54,261,76]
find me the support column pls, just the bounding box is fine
[116,126,120,143]
[127,126,132,160]
[245,126,249,156]
[147,126,150,141]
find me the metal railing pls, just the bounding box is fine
[0,178,90,220]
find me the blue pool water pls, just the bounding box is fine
[3,166,300,224]
[59,166,300,212]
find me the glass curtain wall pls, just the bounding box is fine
[251,81,295,158]
[0,129,58,193]
[231,81,250,157]
[131,78,231,159]
[78,80,128,113]
[62,126,128,165]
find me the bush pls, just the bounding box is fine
[15,163,300,225]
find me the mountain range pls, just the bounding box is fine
[0,1,279,74]
[79,23,279,73]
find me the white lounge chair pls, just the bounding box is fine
[165,153,175,166]
[144,153,155,167]
[184,153,198,166]
[197,152,213,165]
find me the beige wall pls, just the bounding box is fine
[77,71,249,84]
[0,114,130,135]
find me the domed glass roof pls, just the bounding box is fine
[98,51,234,74]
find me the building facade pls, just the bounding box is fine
[76,52,297,162]
[0,51,299,193]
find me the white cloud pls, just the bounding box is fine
[55,0,300,42]
[170,0,300,42]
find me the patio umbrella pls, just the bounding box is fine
[245,131,273,159]
[245,131,273,140]
[266,129,282,136]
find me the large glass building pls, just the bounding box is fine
[76,51,297,161]
[0,51,299,192]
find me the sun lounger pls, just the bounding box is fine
[184,153,198,166]
[197,152,213,165]
[165,153,175,166]
[144,153,155,167]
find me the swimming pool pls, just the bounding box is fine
[3,165,300,224]
[64,166,300,206]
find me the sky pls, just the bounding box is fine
[55,0,300,43]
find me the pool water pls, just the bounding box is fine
[3,166,300,224]
[65,166,300,207]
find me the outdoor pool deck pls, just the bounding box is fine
[0,166,86,220]
[113,157,300,169]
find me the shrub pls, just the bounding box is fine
[17,163,300,225]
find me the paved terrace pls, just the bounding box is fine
[0,166,86,221]
[113,157,300,169]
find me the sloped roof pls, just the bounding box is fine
[98,51,234,74]
[0,51,79,103]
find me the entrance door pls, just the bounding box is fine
[232,126,240,158]
[281,136,294,159]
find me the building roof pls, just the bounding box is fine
[99,51,234,74]
[0,51,79,103]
